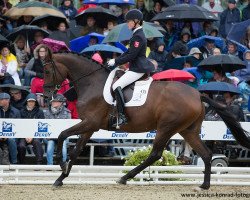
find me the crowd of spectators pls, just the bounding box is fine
[0,0,250,165]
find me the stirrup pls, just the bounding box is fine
[112,114,127,129]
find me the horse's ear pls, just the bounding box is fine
[47,47,53,60]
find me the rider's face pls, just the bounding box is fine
[127,20,135,30]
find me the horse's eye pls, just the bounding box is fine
[44,70,50,74]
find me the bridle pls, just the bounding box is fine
[43,58,111,94]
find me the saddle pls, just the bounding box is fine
[110,70,150,103]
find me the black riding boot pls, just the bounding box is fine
[112,87,128,128]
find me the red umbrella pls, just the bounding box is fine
[152,69,195,81]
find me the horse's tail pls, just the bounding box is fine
[201,95,250,149]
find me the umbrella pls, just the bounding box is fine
[81,44,124,55]
[197,54,246,73]
[0,84,30,97]
[227,19,250,43]
[29,14,69,31]
[187,35,225,50]
[4,1,65,20]
[197,81,241,94]
[6,25,49,44]
[144,22,166,34]
[98,0,135,4]
[70,32,127,53]
[41,38,70,53]
[102,22,163,43]
[75,7,117,28]
[163,55,201,70]
[0,34,9,45]
[152,69,195,81]
[183,67,203,80]
[151,4,218,22]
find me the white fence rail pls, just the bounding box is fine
[0,165,250,186]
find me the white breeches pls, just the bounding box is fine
[112,70,145,90]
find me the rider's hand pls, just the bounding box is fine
[107,59,115,67]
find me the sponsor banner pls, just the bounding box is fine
[0,119,249,141]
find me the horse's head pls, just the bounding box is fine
[43,54,68,99]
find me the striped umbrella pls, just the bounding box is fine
[4,1,65,20]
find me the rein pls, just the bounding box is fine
[43,59,110,92]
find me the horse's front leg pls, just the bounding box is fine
[53,132,92,187]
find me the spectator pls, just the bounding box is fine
[208,25,219,37]
[80,16,103,36]
[43,94,71,165]
[14,35,31,84]
[146,1,162,21]
[223,92,245,121]
[212,47,221,55]
[10,88,27,111]
[172,28,191,56]
[202,0,224,17]
[18,93,44,164]
[0,44,21,86]
[103,20,117,36]
[17,15,34,27]
[0,92,20,164]
[0,18,10,36]
[234,50,250,81]
[117,5,130,24]
[212,68,235,84]
[136,0,149,21]
[49,22,72,47]
[241,25,250,49]
[242,0,250,21]
[181,21,196,39]
[219,0,241,38]
[31,31,47,53]
[189,47,202,61]
[148,40,168,71]
[0,0,12,15]
[200,38,215,59]
[226,41,239,57]
[198,21,213,37]
[59,0,77,21]
[162,20,179,52]
[25,44,53,91]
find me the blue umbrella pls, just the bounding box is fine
[197,81,241,94]
[83,0,99,4]
[227,19,250,43]
[183,67,203,80]
[83,0,135,4]
[81,44,124,57]
[70,32,127,53]
[163,55,201,70]
[187,35,225,50]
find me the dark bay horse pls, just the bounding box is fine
[43,52,250,189]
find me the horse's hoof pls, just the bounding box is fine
[116,178,127,185]
[193,186,202,192]
[52,180,63,188]
[199,184,210,190]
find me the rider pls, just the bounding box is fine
[107,9,155,127]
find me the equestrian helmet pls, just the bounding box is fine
[125,9,143,22]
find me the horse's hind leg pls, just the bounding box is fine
[117,129,174,184]
[180,117,212,189]
[53,132,92,187]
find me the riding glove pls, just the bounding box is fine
[107,59,115,67]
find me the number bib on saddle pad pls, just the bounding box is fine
[103,69,153,107]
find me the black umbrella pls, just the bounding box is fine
[151,4,218,22]
[197,81,241,94]
[29,14,69,31]
[75,6,117,28]
[6,25,49,44]
[0,34,9,44]
[197,54,246,73]
[144,22,166,34]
